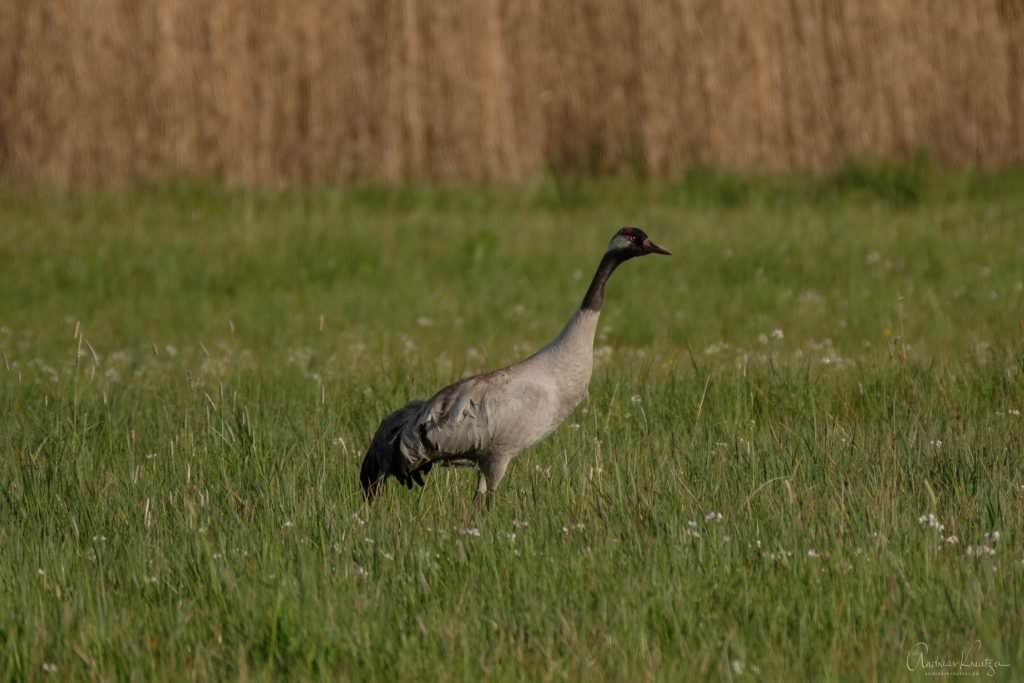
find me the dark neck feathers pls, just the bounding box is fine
[580,251,626,312]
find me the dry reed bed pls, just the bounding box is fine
[1,0,1022,187]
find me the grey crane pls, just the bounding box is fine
[359,226,670,508]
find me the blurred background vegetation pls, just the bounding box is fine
[1,0,1023,189]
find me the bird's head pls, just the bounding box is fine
[606,226,671,260]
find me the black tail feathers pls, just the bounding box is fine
[360,400,429,502]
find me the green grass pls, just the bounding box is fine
[2,170,1024,681]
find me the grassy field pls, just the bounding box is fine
[1,170,1023,681]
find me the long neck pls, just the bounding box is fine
[529,250,623,369]
[580,252,623,312]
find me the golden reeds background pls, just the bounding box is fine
[1,0,1023,187]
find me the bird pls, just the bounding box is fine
[359,226,671,508]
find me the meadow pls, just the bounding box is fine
[1,169,1023,680]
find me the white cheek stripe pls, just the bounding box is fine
[608,235,632,251]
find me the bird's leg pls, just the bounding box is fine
[472,456,510,513]
[472,471,489,513]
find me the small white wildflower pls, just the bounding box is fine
[42,663,58,674]
[37,568,45,576]
[630,394,642,404]
[380,552,394,561]
[771,328,784,339]
[569,423,581,430]
[164,345,178,357]
[282,521,294,529]
[964,530,999,557]
[928,439,943,449]
[917,513,944,532]
[512,520,529,529]
[943,535,959,545]
[458,527,481,537]
[807,549,821,558]
[145,452,157,459]
[144,575,158,584]
[686,520,701,539]
[731,660,745,675]
[1008,409,1021,417]
[704,511,723,523]
[703,342,727,355]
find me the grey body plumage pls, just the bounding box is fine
[360,226,670,507]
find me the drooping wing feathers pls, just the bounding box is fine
[360,371,507,498]
[402,371,511,466]
[360,368,560,500]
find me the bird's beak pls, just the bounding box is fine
[643,238,672,255]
